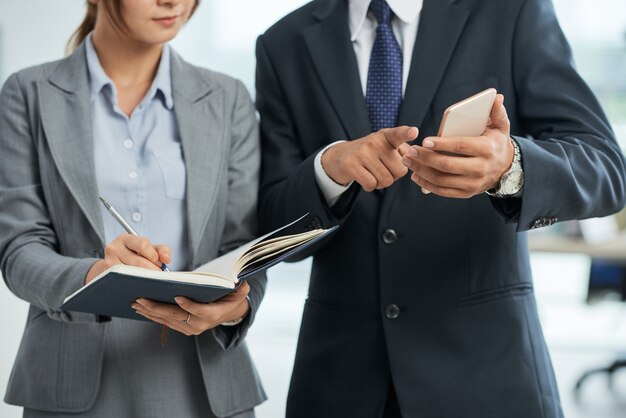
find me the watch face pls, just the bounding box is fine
[500,169,524,195]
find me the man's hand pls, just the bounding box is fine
[84,234,171,284]
[401,94,513,198]
[132,282,251,336]
[321,126,419,191]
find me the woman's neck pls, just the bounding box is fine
[91,28,163,116]
[91,29,162,89]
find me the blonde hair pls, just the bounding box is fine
[67,0,200,53]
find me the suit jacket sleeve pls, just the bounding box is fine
[256,35,359,243]
[0,73,102,324]
[491,0,626,230]
[210,79,267,350]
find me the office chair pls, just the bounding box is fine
[573,260,626,395]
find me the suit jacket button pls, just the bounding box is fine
[385,304,400,319]
[382,229,397,244]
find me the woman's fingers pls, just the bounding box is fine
[122,235,160,262]
[154,244,172,265]
[102,234,170,270]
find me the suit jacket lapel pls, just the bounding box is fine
[398,0,470,128]
[171,52,224,261]
[303,0,372,140]
[39,45,105,245]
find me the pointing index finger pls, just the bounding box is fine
[383,126,419,149]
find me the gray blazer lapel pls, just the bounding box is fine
[39,45,105,244]
[171,52,225,259]
[398,0,470,128]
[303,0,372,140]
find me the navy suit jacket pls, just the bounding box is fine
[256,0,626,417]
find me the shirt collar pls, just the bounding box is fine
[149,44,173,110]
[85,33,112,102]
[349,0,424,41]
[85,33,174,110]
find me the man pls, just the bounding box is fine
[255,0,626,416]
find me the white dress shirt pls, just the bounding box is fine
[314,0,424,206]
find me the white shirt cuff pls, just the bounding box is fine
[314,141,353,207]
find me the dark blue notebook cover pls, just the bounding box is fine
[61,218,338,321]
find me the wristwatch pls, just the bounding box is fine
[486,137,524,198]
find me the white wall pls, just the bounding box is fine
[0,1,85,83]
[553,0,626,45]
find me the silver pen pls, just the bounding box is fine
[98,196,170,272]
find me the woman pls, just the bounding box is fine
[0,0,266,417]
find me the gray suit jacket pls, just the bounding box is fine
[0,44,267,416]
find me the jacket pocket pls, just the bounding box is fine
[152,145,187,200]
[456,283,533,307]
[305,297,341,311]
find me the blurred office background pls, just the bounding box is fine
[1,1,626,417]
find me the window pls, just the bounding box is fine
[171,0,309,94]
[553,0,626,147]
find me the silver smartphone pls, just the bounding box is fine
[437,88,497,137]
[421,88,497,194]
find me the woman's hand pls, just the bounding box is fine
[131,282,251,336]
[85,234,171,284]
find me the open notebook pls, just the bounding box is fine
[62,214,337,320]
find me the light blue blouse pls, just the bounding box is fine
[86,34,190,271]
[79,35,210,417]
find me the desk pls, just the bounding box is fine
[529,231,626,261]
[529,230,626,395]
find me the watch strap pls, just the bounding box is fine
[486,137,523,198]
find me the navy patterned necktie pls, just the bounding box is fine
[365,0,403,132]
